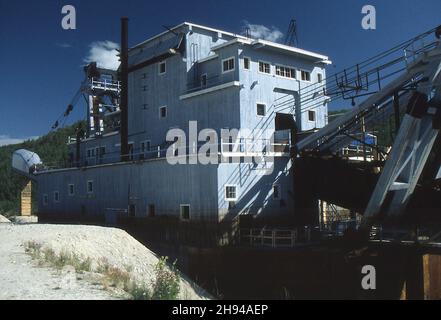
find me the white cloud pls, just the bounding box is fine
[242,21,284,43]
[84,41,120,70]
[0,135,39,147]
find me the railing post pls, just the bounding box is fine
[272,230,276,248]
[250,229,253,246]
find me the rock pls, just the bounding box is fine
[0,215,11,224]
[11,216,38,224]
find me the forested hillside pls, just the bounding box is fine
[0,123,81,216]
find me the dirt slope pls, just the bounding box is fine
[0,224,209,300]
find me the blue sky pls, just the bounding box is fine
[1,0,440,145]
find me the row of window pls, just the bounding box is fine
[43,181,94,205]
[43,184,282,212]
[147,57,321,87]
[220,57,321,83]
[86,147,106,159]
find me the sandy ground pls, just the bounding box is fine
[0,223,209,300]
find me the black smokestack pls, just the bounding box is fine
[120,17,129,162]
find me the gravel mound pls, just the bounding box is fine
[0,224,210,300]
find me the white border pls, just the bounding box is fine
[158,61,166,75]
[256,102,267,117]
[87,180,94,194]
[243,56,251,71]
[258,60,271,75]
[53,191,60,203]
[68,184,75,197]
[225,184,238,201]
[159,106,167,119]
[180,204,191,221]
[221,56,235,74]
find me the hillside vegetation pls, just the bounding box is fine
[0,123,81,216]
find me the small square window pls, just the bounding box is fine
[68,184,75,196]
[159,106,167,119]
[301,70,311,82]
[243,57,250,70]
[225,185,237,201]
[257,103,266,117]
[222,57,235,73]
[87,180,94,194]
[259,61,270,74]
[180,205,190,220]
[159,61,166,75]
[148,204,155,218]
[201,74,207,87]
[317,73,323,83]
[129,204,136,217]
[308,110,316,122]
[53,191,60,203]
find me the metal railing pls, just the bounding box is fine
[239,227,312,248]
[90,78,121,92]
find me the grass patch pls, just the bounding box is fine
[24,241,181,300]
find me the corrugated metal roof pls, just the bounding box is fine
[129,34,184,67]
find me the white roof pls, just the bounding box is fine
[211,38,330,63]
[131,22,330,63]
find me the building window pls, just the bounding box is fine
[87,149,91,158]
[273,184,281,200]
[53,191,60,203]
[201,74,207,87]
[141,140,151,156]
[317,73,323,83]
[243,57,250,70]
[128,143,134,161]
[180,205,190,221]
[225,185,237,201]
[276,65,296,79]
[158,61,166,75]
[308,110,316,122]
[68,184,75,196]
[301,70,311,82]
[87,180,94,194]
[148,204,155,218]
[159,106,167,119]
[259,61,270,74]
[100,147,106,157]
[43,194,48,206]
[129,204,136,217]
[222,57,235,73]
[256,103,266,117]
